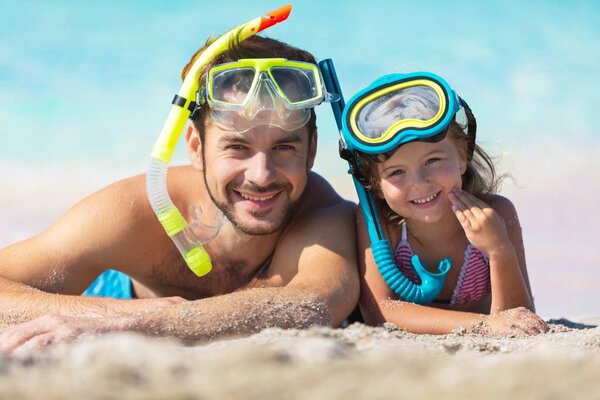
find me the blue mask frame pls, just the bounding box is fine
[341,72,461,155]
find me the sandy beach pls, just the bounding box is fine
[1,319,598,399]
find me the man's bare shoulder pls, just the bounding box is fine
[270,173,357,277]
[289,171,356,226]
[0,172,170,293]
[81,165,199,226]
[300,171,353,209]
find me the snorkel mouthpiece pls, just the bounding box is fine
[146,5,292,276]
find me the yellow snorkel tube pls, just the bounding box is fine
[146,5,292,276]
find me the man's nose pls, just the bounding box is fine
[245,151,276,186]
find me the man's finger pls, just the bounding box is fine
[0,324,49,354]
[21,332,56,350]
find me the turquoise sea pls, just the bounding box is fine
[1,0,599,319]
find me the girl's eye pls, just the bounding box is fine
[425,157,441,165]
[389,169,405,177]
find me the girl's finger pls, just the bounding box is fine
[452,190,487,219]
[452,204,472,229]
[448,190,468,210]
[455,189,491,209]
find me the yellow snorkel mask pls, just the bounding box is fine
[146,5,292,277]
[194,57,333,132]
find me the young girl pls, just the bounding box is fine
[342,72,547,335]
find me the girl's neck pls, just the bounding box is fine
[404,211,463,249]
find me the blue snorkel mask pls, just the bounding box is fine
[319,62,476,304]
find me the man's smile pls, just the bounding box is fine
[233,189,284,208]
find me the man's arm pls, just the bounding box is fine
[0,176,179,328]
[114,200,359,341]
[0,201,360,348]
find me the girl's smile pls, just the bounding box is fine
[377,136,466,224]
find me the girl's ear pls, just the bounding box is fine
[456,139,469,175]
[185,124,203,171]
[460,156,468,175]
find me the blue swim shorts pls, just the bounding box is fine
[83,269,134,299]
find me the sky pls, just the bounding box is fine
[1,0,599,318]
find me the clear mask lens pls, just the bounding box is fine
[356,86,442,140]
[209,72,311,132]
[205,60,330,132]
[210,67,255,105]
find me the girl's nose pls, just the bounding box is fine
[410,168,430,186]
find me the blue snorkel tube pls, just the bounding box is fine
[318,60,450,304]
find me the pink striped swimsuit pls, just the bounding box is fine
[394,223,491,305]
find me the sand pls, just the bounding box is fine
[0,319,599,399]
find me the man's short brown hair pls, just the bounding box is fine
[181,35,318,143]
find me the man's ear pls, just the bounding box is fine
[185,124,203,171]
[307,128,318,170]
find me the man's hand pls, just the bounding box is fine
[0,297,188,354]
[0,314,118,354]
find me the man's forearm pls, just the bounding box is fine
[0,276,130,328]
[113,287,333,343]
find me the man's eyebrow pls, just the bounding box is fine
[218,133,251,145]
[274,132,303,145]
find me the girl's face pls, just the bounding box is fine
[377,136,467,224]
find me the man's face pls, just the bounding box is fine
[201,122,316,236]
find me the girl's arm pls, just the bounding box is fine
[356,207,545,335]
[449,190,534,313]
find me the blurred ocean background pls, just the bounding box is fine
[1,0,598,319]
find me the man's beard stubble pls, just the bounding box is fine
[202,168,301,236]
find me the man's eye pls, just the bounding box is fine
[226,144,247,151]
[274,144,294,151]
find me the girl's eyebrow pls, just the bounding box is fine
[380,147,447,173]
[423,148,446,157]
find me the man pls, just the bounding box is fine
[0,36,359,351]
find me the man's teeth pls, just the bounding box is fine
[412,193,438,204]
[240,193,276,201]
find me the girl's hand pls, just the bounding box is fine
[448,189,511,258]
[476,307,548,336]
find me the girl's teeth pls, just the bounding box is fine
[412,193,438,204]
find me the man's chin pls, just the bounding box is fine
[215,196,298,236]
[231,219,282,236]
